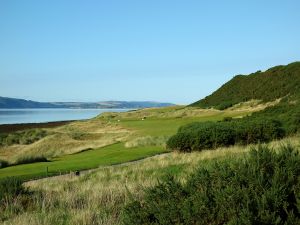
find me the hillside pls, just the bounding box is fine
[190,62,300,109]
[0,97,174,109]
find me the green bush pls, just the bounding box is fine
[123,145,300,225]
[167,119,284,152]
[251,102,300,135]
[234,118,285,145]
[167,132,194,152]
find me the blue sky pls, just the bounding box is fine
[0,0,299,104]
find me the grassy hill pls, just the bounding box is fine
[190,62,300,109]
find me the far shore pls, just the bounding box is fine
[0,120,75,133]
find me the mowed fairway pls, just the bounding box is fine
[0,143,165,180]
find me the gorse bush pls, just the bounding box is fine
[167,119,284,152]
[123,145,300,225]
[190,61,300,109]
[251,102,300,135]
[0,129,48,146]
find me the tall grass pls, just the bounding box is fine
[125,136,169,148]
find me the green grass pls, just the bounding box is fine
[0,143,167,180]
[120,116,219,136]
[119,110,250,136]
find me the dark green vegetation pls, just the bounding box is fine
[167,119,284,152]
[191,62,300,109]
[169,100,300,152]
[0,129,48,146]
[0,159,9,169]
[123,145,300,225]
[251,102,300,135]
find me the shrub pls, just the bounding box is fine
[167,132,194,152]
[123,145,300,225]
[0,159,9,169]
[234,118,285,145]
[167,119,284,152]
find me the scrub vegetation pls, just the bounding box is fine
[191,62,300,109]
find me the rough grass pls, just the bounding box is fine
[125,136,169,148]
[1,135,298,225]
[0,119,130,163]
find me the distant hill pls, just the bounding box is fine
[190,62,300,109]
[0,97,174,109]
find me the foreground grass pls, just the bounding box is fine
[2,136,298,225]
[0,143,166,180]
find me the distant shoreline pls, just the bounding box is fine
[0,120,75,133]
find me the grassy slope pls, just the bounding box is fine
[191,61,300,108]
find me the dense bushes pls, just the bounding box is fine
[0,129,48,146]
[167,119,284,152]
[123,145,300,225]
[190,61,300,109]
[251,102,300,135]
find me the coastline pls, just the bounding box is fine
[0,120,75,133]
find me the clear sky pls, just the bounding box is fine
[0,0,299,104]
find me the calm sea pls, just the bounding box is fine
[0,108,133,124]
